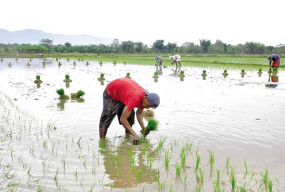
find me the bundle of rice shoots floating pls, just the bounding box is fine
[146,119,158,131]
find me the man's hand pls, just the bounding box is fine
[141,129,150,138]
[133,135,140,145]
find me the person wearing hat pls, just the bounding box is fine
[169,54,181,67]
[99,78,160,145]
[267,54,280,68]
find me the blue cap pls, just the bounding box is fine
[145,90,160,109]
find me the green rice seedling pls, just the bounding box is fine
[217,168,221,181]
[261,169,269,185]
[27,62,31,67]
[199,168,204,183]
[213,181,221,192]
[195,185,201,192]
[209,151,215,170]
[226,157,230,169]
[75,170,78,180]
[65,74,70,80]
[125,72,131,78]
[98,73,105,81]
[175,162,182,176]
[136,169,142,181]
[67,58,70,62]
[86,61,89,66]
[36,75,40,80]
[113,61,116,65]
[43,141,47,148]
[244,160,248,176]
[149,158,153,170]
[99,61,103,66]
[180,147,186,166]
[73,61,76,66]
[146,119,158,131]
[157,168,160,179]
[179,70,185,78]
[158,180,165,191]
[268,179,273,192]
[58,62,62,67]
[157,137,166,151]
[56,58,58,61]
[195,155,201,172]
[56,89,65,96]
[115,155,120,166]
[230,168,236,191]
[164,150,170,169]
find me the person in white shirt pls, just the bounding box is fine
[169,54,181,67]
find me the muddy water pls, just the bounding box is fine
[0,58,284,191]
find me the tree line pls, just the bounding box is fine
[0,38,284,55]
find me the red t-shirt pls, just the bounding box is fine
[106,78,145,111]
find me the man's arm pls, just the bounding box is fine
[136,108,150,137]
[120,106,140,144]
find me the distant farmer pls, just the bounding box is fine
[169,54,181,67]
[267,54,280,68]
[155,56,163,67]
[99,78,160,145]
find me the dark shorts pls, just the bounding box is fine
[99,89,135,129]
[157,58,163,66]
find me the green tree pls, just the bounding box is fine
[152,40,164,53]
[199,39,211,53]
[121,41,134,53]
[40,39,53,49]
[134,42,143,53]
[65,42,72,48]
[165,42,177,54]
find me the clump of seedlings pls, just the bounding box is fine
[97,73,105,81]
[179,70,185,78]
[27,62,31,67]
[42,61,46,68]
[58,62,62,67]
[73,61,76,67]
[99,61,103,66]
[34,75,43,84]
[86,61,89,66]
[71,90,85,99]
[125,72,131,79]
[56,88,69,100]
[146,119,158,131]
[123,61,126,65]
[63,74,72,83]
[241,69,246,75]
[0,58,3,62]
[201,70,207,77]
[222,69,228,77]
[258,69,262,75]
[268,68,272,74]
[153,71,159,78]
[142,110,154,118]
[113,61,116,65]
[8,62,12,68]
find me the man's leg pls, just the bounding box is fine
[99,89,121,139]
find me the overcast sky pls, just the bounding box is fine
[0,0,284,46]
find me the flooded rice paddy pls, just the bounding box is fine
[0,58,284,191]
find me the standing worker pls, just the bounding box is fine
[99,78,160,145]
[169,54,181,67]
[267,54,280,68]
[155,56,163,67]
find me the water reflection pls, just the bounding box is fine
[265,73,279,88]
[99,137,158,189]
[57,99,67,110]
[169,67,180,77]
[98,80,105,85]
[65,82,70,88]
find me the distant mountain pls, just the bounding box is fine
[0,28,114,45]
